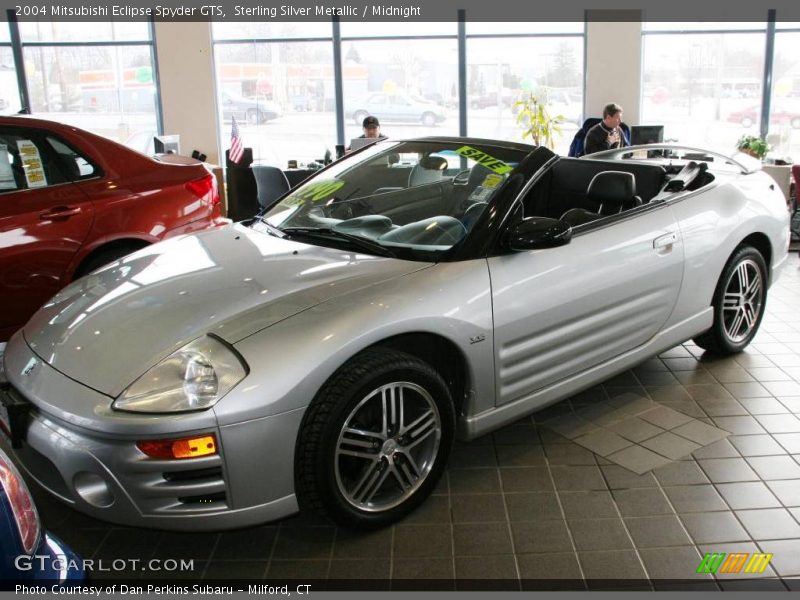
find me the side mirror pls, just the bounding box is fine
[506,217,572,251]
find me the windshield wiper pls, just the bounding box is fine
[281,226,396,258]
[253,216,287,238]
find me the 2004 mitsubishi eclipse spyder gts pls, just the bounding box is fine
[1,138,790,531]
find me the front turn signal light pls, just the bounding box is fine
[137,434,218,460]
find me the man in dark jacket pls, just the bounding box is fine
[584,103,628,155]
[346,115,387,152]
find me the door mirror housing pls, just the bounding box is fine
[506,217,572,251]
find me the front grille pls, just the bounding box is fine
[131,453,229,515]
[177,491,226,505]
[163,466,223,482]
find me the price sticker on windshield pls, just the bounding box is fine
[291,179,346,203]
[455,146,514,175]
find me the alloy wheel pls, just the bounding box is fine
[334,382,441,512]
[722,258,763,343]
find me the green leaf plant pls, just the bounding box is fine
[736,135,770,160]
[513,93,566,150]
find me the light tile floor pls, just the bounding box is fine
[9,258,800,589]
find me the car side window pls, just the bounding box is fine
[45,136,98,179]
[0,129,69,193]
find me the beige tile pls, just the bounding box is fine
[641,431,701,460]
[608,416,665,443]
[544,413,600,439]
[606,445,673,475]
[573,429,633,457]
[672,420,730,445]
[638,405,694,429]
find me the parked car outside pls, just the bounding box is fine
[0,115,227,341]
[347,93,446,126]
[727,103,800,129]
[2,138,788,532]
[219,90,282,124]
[470,90,515,110]
[0,445,84,585]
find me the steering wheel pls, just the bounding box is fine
[452,169,471,186]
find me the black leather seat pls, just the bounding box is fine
[559,171,642,226]
[587,170,642,215]
[252,165,291,209]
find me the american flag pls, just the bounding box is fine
[229,116,244,164]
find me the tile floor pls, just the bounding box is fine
[10,259,800,590]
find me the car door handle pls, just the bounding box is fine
[653,232,677,249]
[40,206,81,220]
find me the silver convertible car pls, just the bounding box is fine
[0,138,790,531]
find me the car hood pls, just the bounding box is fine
[23,223,431,397]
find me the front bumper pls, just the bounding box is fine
[2,336,301,531]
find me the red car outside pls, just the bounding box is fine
[0,116,226,341]
[727,104,800,129]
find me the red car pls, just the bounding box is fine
[727,104,800,129]
[0,116,226,341]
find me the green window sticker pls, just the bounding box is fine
[455,146,514,175]
[290,179,346,203]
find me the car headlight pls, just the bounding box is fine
[113,335,247,413]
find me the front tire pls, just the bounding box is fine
[693,245,767,355]
[421,112,437,127]
[295,348,455,529]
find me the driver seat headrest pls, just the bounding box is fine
[587,171,636,202]
[409,155,448,187]
[587,171,641,215]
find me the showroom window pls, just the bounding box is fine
[768,22,800,156]
[1,22,22,115]
[465,24,585,156]
[641,22,768,152]
[11,21,160,150]
[339,32,460,144]
[212,20,585,169]
[213,23,335,169]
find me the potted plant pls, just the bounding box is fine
[736,135,770,160]
[514,93,565,150]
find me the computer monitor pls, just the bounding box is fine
[349,137,378,151]
[631,125,664,146]
[153,134,180,154]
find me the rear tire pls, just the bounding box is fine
[295,348,455,529]
[73,244,145,279]
[693,245,767,355]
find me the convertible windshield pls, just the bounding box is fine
[257,140,530,260]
